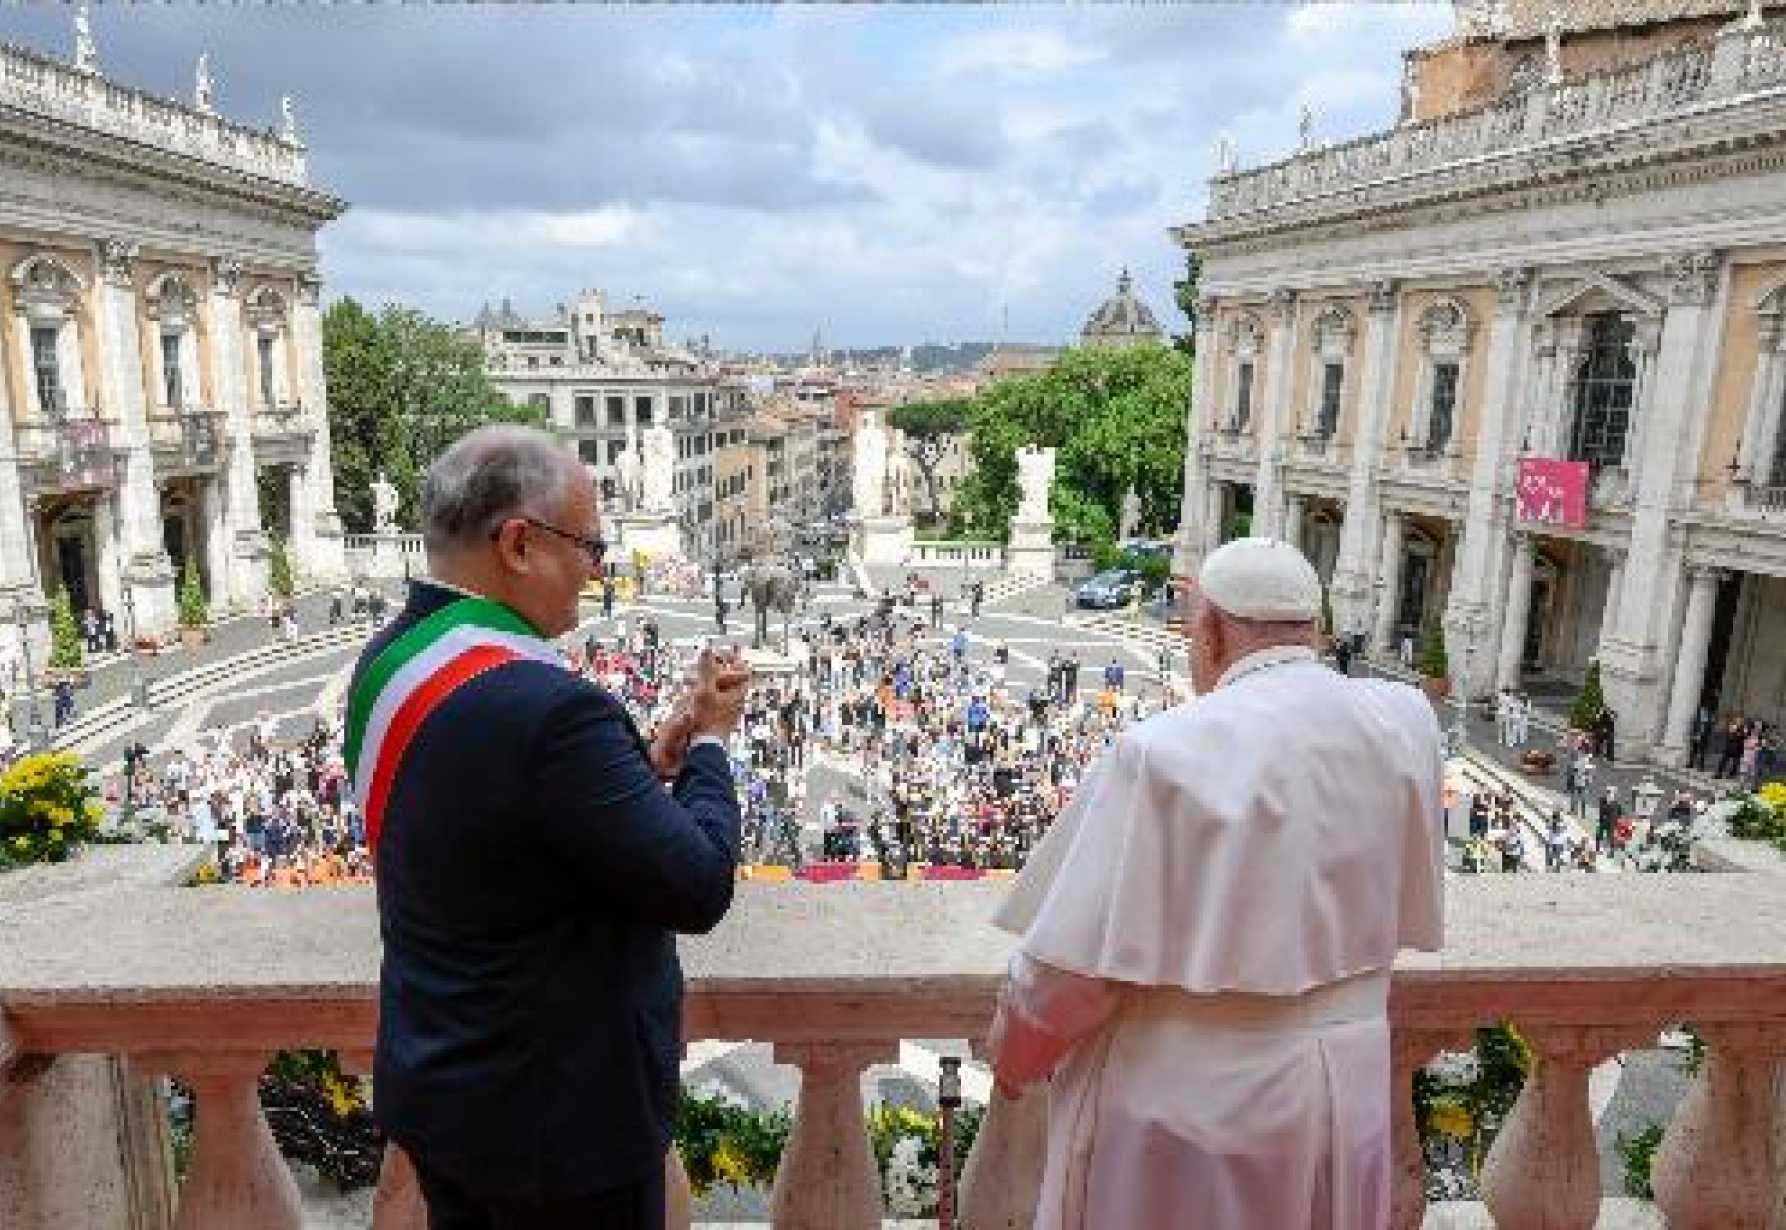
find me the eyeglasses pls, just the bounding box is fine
[495,517,608,568]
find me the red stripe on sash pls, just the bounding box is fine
[365,644,519,856]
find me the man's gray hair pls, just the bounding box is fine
[421,425,576,553]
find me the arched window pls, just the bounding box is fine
[1567,313,1637,469]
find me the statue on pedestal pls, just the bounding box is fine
[1015,445,1056,523]
[1120,487,1143,540]
[640,426,675,515]
[194,52,215,115]
[614,435,643,513]
[370,471,400,534]
[853,413,887,518]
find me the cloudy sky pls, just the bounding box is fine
[7,4,1450,353]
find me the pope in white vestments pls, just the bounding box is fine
[988,537,1445,1230]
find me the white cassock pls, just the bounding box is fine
[990,644,1445,1230]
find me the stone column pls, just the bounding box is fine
[1601,252,1726,754]
[93,495,122,624]
[1595,546,1626,660]
[1203,482,1225,554]
[1650,1023,1786,1230]
[1371,511,1405,657]
[1444,268,1531,694]
[292,272,344,580]
[207,259,268,607]
[142,1052,302,1230]
[1331,280,1398,636]
[1283,494,1306,551]
[1252,289,1297,539]
[0,359,48,665]
[1657,564,1723,764]
[769,1041,895,1230]
[1172,297,1218,579]
[92,239,177,634]
[1496,532,1534,689]
[200,477,230,612]
[1481,1025,1652,1230]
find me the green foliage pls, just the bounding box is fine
[1731,784,1786,852]
[886,399,970,437]
[47,587,81,669]
[0,752,106,869]
[1224,512,1252,542]
[1570,659,1607,731]
[1417,617,1449,680]
[952,344,1190,561]
[267,536,295,600]
[177,557,208,629]
[1616,1123,1664,1199]
[1411,1023,1532,1181]
[1321,585,1335,637]
[1172,249,1204,356]
[323,297,546,535]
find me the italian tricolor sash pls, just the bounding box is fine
[344,596,562,854]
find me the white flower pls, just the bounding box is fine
[1424,1050,1480,1087]
[885,1135,938,1216]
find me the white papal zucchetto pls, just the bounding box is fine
[1197,536,1322,622]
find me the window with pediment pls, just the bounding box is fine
[1223,314,1264,432]
[1567,313,1637,470]
[245,286,291,409]
[10,254,87,416]
[1409,299,1473,456]
[1305,306,1355,440]
[146,273,201,411]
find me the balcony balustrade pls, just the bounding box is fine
[146,407,224,474]
[2,864,1785,1229]
[13,406,117,495]
[1200,20,1786,229]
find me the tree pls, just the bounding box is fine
[48,587,81,669]
[1172,248,1204,357]
[267,536,295,601]
[323,298,545,534]
[952,344,1191,561]
[177,558,209,629]
[886,400,971,528]
[1570,660,1607,731]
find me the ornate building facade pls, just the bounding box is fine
[1174,2,1786,763]
[0,30,346,659]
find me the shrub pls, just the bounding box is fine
[177,558,208,629]
[48,587,81,669]
[1616,1123,1664,1199]
[268,536,295,600]
[1417,618,1449,679]
[0,751,106,868]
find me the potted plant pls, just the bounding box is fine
[267,535,296,605]
[177,558,209,649]
[1417,617,1450,700]
[45,586,84,685]
[1569,660,1606,741]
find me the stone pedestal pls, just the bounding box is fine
[366,534,412,581]
[744,645,801,677]
[848,515,911,567]
[1005,518,1055,582]
[614,511,683,564]
[123,554,178,638]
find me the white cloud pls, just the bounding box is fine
[936,28,1106,78]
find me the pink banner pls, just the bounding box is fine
[1516,458,1590,530]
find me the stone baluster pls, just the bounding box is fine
[769,1041,895,1230]
[1651,1023,1786,1229]
[959,1039,1048,1230]
[334,1051,426,1230]
[1480,1025,1649,1230]
[1390,1028,1466,1230]
[145,1052,302,1230]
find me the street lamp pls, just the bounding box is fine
[1449,614,1483,759]
[12,602,45,750]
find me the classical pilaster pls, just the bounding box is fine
[1331,279,1398,636]
[1595,546,1627,659]
[93,239,177,634]
[1601,251,1726,755]
[1444,267,1531,697]
[1172,296,1219,578]
[1372,510,1405,656]
[207,258,268,606]
[1496,531,1534,689]
[0,331,47,664]
[1253,289,1297,538]
[1657,564,1724,764]
[291,271,344,581]
[1283,494,1307,552]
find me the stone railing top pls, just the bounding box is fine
[0,40,312,190]
[1195,20,1786,230]
[3,872,1785,1011]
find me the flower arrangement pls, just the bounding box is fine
[1730,783,1786,851]
[1411,1023,1532,1198]
[0,751,106,868]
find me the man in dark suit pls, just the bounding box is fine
[356,425,748,1229]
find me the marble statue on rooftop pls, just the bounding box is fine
[195,53,215,115]
[73,4,98,75]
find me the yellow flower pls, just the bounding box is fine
[711,1137,751,1184]
[9,836,28,853]
[1428,1099,1474,1140]
[321,1072,362,1119]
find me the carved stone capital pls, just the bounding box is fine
[1665,250,1722,306]
[295,271,322,308]
[212,258,245,298]
[95,238,138,287]
[1268,287,1297,324]
[1758,309,1785,352]
[1367,278,1398,315]
[1495,266,1533,312]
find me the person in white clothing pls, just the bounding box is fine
[987,537,1446,1230]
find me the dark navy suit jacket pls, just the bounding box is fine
[362,581,740,1199]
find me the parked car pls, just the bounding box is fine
[1075,569,1142,610]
